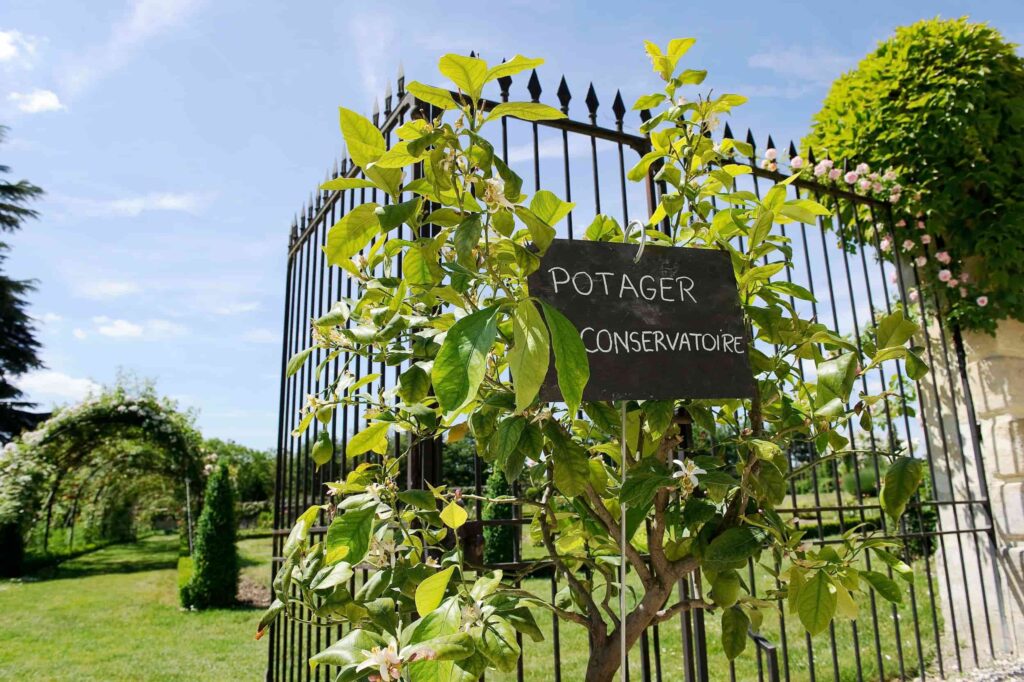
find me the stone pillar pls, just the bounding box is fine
[961,319,1024,655]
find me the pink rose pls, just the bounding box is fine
[760,159,771,170]
[791,156,804,169]
[936,251,951,265]
[902,239,915,251]
[977,296,989,307]
[959,272,969,283]
[765,148,778,161]
[890,191,901,203]
[920,235,931,245]
[813,162,828,177]
[859,178,872,191]
[884,169,898,181]
[938,269,952,282]
[828,168,842,181]
[909,290,919,302]
[879,237,892,252]
[896,219,907,228]
[844,171,859,184]
[948,278,959,288]
[915,255,927,267]
[917,220,926,229]
[890,271,898,283]
[872,182,883,193]
[856,162,870,175]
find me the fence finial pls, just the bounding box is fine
[612,90,625,131]
[807,147,816,165]
[372,98,380,125]
[788,141,798,159]
[384,81,393,115]
[722,122,734,141]
[556,76,571,114]
[397,62,405,97]
[497,59,512,102]
[745,128,756,149]
[766,134,776,153]
[527,70,542,103]
[585,83,599,123]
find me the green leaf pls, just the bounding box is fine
[377,198,421,231]
[404,244,443,287]
[407,81,459,110]
[632,93,666,110]
[324,203,380,266]
[509,299,550,413]
[861,570,902,603]
[255,598,285,638]
[346,422,391,458]
[310,629,384,670]
[398,489,436,511]
[872,548,914,584]
[705,527,763,571]
[876,309,918,349]
[454,215,483,268]
[514,206,556,253]
[905,348,928,380]
[486,102,566,123]
[530,190,575,227]
[286,348,313,377]
[283,505,320,559]
[478,617,521,672]
[539,301,590,415]
[399,364,431,404]
[415,566,456,617]
[405,632,475,664]
[779,199,830,224]
[494,416,527,469]
[338,107,385,170]
[440,501,468,529]
[325,506,376,565]
[813,352,858,418]
[432,306,499,412]
[797,571,836,636]
[486,55,544,82]
[320,177,377,191]
[545,422,590,497]
[721,607,749,660]
[879,456,924,524]
[620,458,673,509]
[309,561,354,591]
[439,54,488,101]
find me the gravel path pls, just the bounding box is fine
[945,658,1024,680]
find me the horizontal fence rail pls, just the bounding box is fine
[270,65,1007,681]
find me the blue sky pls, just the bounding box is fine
[1,0,1021,449]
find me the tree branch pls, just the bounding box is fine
[582,484,653,586]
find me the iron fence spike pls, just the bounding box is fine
[807,147,816,165]
[585,83,599,119]
[722,122,734,140]
[611,90,626,127]
[556,76,572,112]
[766,134,776,152]
[527,70,542,102]
[639,108,651,123]
[788,141,798,158]
[745,128,756,147]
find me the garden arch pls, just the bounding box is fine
[0,385,204,575]
[270,65,1009,681]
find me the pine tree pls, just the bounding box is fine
[181,463,239,608]
[0,125,44,443]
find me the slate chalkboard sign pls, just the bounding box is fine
[528,239,755,402]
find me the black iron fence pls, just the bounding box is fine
[269,65,1009,681]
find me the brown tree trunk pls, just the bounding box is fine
[583,581,676,682]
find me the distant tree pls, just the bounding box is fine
[181,463,238,608]
[482,468,515,565]
[0,125,44,443]
[203,438,274,502]
[441,436,478,490]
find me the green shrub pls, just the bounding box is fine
[180,463,238,608]
[482,468,515,565]
[806,17,1024,332]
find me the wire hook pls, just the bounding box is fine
[624,219,648,263]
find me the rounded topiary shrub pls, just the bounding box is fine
[181,462,238,608]
[805,17,1024,332]
[482,468,515,566]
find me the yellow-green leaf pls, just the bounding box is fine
[486,102,566,123]
[440,501,468,529]
[323,203,380,266]
[338,107,385,170]
[486,55,544,82]
[346,422,391,458]
[407,81,459,110]
[439,54,488,100]
[509,299,550,413]
[415,566,456,618]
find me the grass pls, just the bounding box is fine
[0,534,272,681]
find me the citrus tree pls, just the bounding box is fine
[259,41,927,682]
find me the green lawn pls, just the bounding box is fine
[0,534,272,681]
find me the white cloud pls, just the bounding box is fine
[748,47,855,85]
[76,279,142,299]
[62,0,205,96]
[34,312,62,324]
[0,29,39,68]
[8,89,65,113]
[15,370,100,402]
[242,328,277,344]
[72,328,88,340]
[58,191,214,218]
[92,316,186,339]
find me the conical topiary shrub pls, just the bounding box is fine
[181,462,238,608]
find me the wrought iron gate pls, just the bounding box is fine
[269,65,1009,681]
